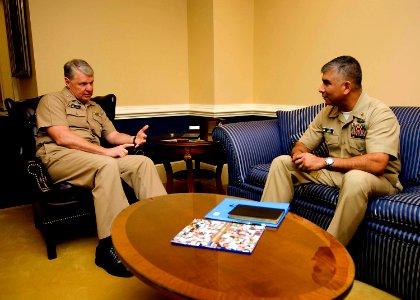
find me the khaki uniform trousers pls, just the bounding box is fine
[39,147,167,239]
[261,155,399,246]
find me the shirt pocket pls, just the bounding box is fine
[324,134,339,154]
[65,107,88,128]
[348,138,366,156]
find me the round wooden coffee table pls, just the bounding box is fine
[112,193,354,299]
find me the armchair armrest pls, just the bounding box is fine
[212,119,284,188]
[26,158,52,193]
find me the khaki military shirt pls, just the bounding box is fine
[36,87,116,152]
[299,93,401,188]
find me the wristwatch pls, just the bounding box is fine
[325,157,334,170]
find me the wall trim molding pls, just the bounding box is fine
[115,103,304,119]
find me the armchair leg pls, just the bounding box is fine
[43,225,58,260]
[46,241,58,260]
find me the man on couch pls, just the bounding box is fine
[261,56,403,246]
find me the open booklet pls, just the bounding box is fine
[171,218,265,254]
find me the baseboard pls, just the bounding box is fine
[116,104,303,119]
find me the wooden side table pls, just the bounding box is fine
[150,137,225,194]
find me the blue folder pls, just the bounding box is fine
[205,198,290,228]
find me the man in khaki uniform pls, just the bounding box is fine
[261,56,402,246]
[36,59,167,277]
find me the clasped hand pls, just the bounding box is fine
[292,152,325,171]
[107,144,132,158]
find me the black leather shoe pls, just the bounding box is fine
[95,238,133,278]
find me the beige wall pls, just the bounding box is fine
[188,0,254,106]
[27,0,189,106]
[213,0,254,105]
[254,0,420,106]
[187,0,215,105]
[2,0,419,108]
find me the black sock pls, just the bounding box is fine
[98,236,112,248]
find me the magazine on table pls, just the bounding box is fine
[171,218,265,254]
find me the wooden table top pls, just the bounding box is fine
[150,137,223,160]
[112,193,355,299]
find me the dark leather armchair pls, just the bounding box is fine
[5,94,136,259]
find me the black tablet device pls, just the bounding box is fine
[228,205,285,224]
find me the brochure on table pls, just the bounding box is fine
[205,198,290,228]
[171,218,265,254]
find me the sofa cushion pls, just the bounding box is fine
[292,183,420,232]
[294,184,339,208]
[390,106,420,186]
[367,185,420,229]
[245,163,271,188]
[277,104,325,154]
[398,121,420,186]
[391,106,420,124]
[289,198,336,230]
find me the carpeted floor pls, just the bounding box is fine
[0,204,167,300]
[0,203,400,300]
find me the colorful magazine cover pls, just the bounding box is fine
[171,218,265,254]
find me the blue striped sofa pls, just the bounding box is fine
[213,104,420,299]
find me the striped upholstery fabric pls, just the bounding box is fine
[214,104,420,299]
[294,184,339,208]
[227,184,263,201]
[212,119,283,195]
[391,106,420,185]
[245,163,271,187]
[350,221,420,299]
[276,103,325,153]
[397,121,420,185]
[290,198,336,230]
[368,185,420,228]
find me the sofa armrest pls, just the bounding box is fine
[212,119,284,188]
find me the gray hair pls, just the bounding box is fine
[321,56,362,90]
[64,59,94,79]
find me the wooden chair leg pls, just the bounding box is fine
[215,163,225,194]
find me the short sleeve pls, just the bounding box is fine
[36,93,69,129]
[366,107,400,160]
